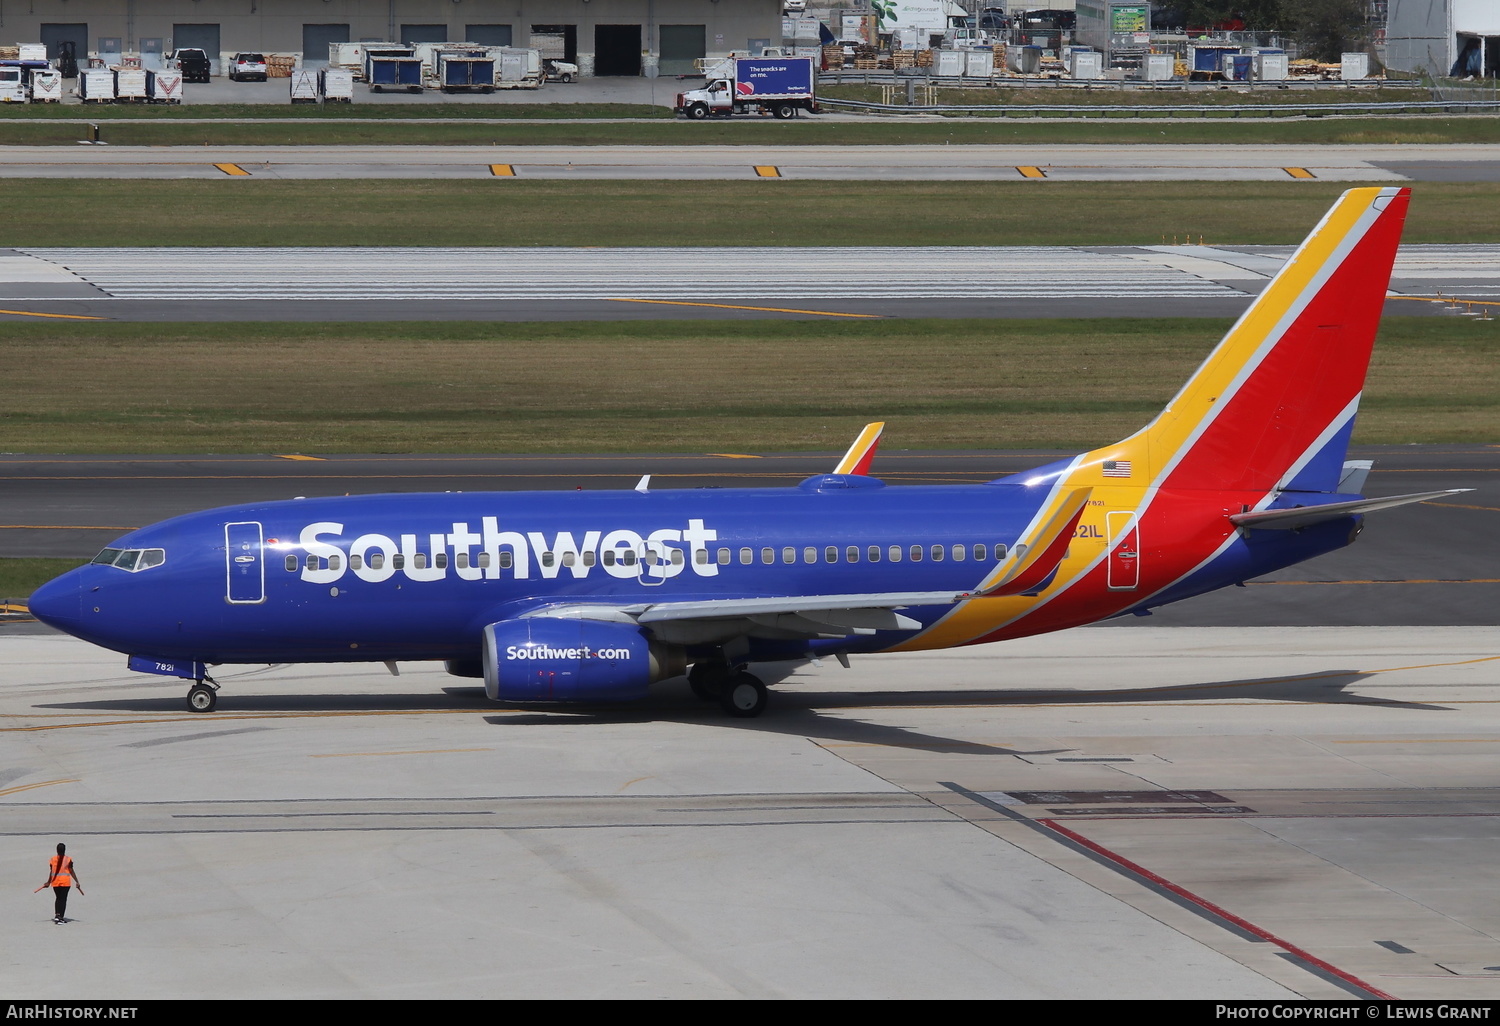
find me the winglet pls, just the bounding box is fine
[834,422,884,476]
[978,488,1092,598]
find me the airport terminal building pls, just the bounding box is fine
[7,0,784,77]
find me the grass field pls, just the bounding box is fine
[0,558,87,605]
[0,317,1493,455]
[3,181,1499,247]
[4,114,1500,146]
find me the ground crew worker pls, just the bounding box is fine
[35,842,82,924]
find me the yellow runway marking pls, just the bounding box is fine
[0,778,79,796]
[1284,167,1316,179]
[1425,501,1500,513]
[489,164,515,176]
[609,298,881,319]
[311,747,492,758]
[706,453,763,459]
[1390,295,1500,308]
[0,308,109,321]
[1016,166,1047,179]
[214,163,251,176]
[754,165,781,178]
[275,454,325,461]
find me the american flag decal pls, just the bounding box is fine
[1102,460,1132,478]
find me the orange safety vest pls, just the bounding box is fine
[48,854,73,887]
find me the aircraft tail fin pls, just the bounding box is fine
[1087,186,1411,496]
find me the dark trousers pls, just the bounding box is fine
[53,886,69,920]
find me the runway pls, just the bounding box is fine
[3,243,1497,321]
[1,142,1497,182]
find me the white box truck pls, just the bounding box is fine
[676,57,817,119]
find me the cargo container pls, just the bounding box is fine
[320,67,354,102]
[78,67,115,102]
[676,56,817,119]
[493,48,543,89]
[439,54,496,93]
[147,69,183,103]
[932,49,965,76]
[0,67,24,103]
[29,68,63,102]
[114,67,148,102]
[289,68,319,103]
[18,43,47,62]
[1007,44,1042,74]
[368,55,424,92]
[1254,52,1287,81]
[360,47,415,83]
[1188,43,1240,78]
[964,49,994,77]
[1341,52,1369,80]
[1069,50,1103,79]
[1141,53,1174,80]
[329,41,400,78]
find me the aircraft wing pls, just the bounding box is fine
[1229,489,1471,531]
[528,590,967,643]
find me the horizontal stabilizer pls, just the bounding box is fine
[979,487,1092,597]
[833,422,885,476]
[1229,490,1471,531]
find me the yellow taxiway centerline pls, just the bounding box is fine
[609,298,881,318]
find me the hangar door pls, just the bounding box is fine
[173,24,221,73]
[658,25,705,76]
[40,23,88,62]
[302,24,350,66]
[595,24,641,76]
[401,24,450,45]
[467,25,514,47]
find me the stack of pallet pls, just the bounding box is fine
[0,46,18,60]
[891,49,916,70]
[915,49,934,68]
[822,44,845,69]
[266,54,297,78]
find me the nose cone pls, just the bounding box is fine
[28,570,83,633]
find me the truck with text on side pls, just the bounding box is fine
[676,56,818,119]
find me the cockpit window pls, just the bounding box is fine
[92,547,166,572]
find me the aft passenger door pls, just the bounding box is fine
[225,521,266,604]
[1106,511,1139,591]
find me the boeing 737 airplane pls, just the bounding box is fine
[30,187,1464,718]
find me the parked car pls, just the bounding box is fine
[229,52,267,82]
[167,48,211,83]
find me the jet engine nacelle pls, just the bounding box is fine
[482,617,685,703]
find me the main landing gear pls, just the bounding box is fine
[185,676,220,712]
[688,661,769,718]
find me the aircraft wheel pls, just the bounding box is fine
[719,672,768,718]
[186,683,217,713]
[688,661,730,701]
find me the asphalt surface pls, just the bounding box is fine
[3,142,1498,183]
[2,243,1496,321]
[2,445,1494,627]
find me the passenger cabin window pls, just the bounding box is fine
[846,546,860,562]
[285,554,298,572]
[931,544,944,561]
[973,544,986,561]
[953,544,966,561]
[740,547,753,564]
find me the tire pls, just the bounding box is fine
[561,73,574,84]
[688,661,730,702]
[774,103,796,119]
[719,672,768,718]
[687,103,710,120]
[186,684,217,713]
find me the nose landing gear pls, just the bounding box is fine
[186,676,220,712]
